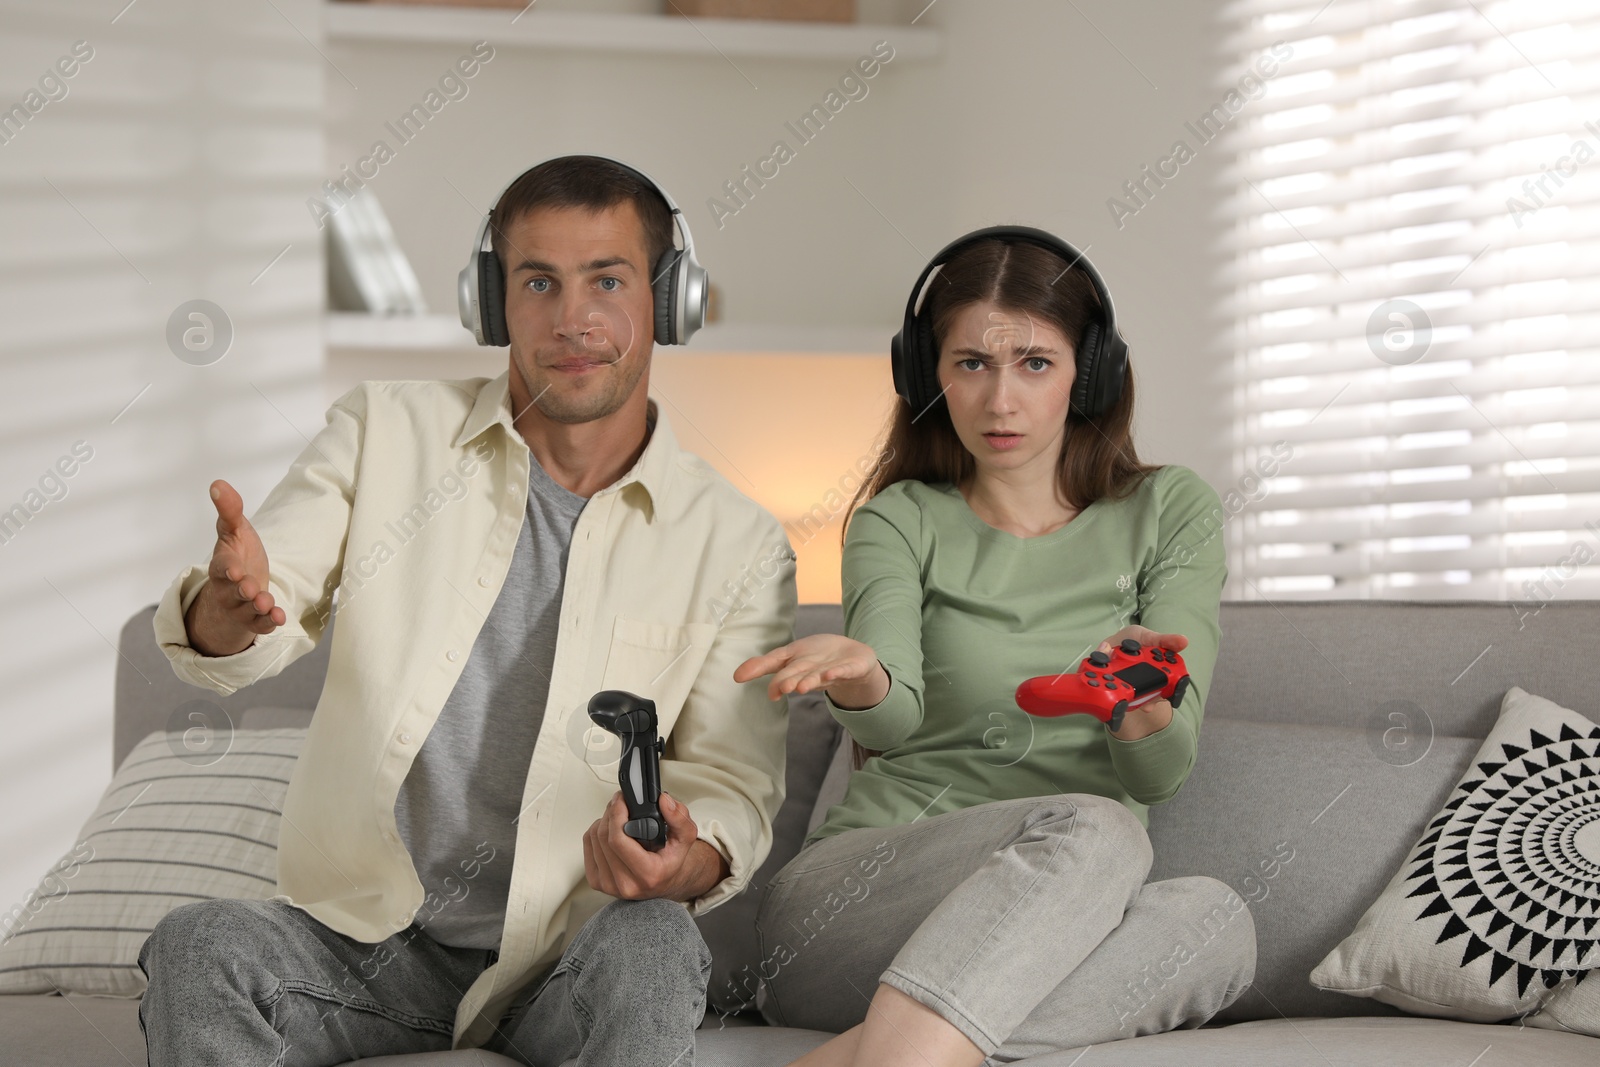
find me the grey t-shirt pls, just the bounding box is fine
[392,450,586,950]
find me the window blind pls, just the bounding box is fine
[1219,0,1600,606]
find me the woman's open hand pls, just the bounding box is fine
[1096,625,1189,741]
[734,634,889,709]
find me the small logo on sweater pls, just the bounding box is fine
[1116,574,1135,592]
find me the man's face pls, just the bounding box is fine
[500,200,657,425]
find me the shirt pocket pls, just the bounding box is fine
[578,615,718,783]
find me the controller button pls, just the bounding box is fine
[1087,679,1100,687]
[1088,650,1110,668]
[1120,638,1141,655]
[1084,670,1097,679]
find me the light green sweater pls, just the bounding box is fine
[806,464,1228,846]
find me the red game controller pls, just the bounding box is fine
[1015,638,1191,732]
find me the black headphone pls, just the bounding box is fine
[890,225,1128,420]
[456,154,708,348]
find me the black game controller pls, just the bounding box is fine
[587,690,667,851]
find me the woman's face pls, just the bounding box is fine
[935,300,1076,476]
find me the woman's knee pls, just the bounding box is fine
[1033,794,1153,880]
[1169,875,1256,994]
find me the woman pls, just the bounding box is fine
[734,228,1255,1067]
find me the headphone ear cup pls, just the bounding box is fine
[1072,320,1102,419]
[913,309,941,413]
[1099,328,1129,417]
[891,329,912,407]
[652,248,683,346]
[680,256,708,342]
[479,249,509,348]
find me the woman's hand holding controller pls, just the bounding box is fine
[1094,624,1188,741]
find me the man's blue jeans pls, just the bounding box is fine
[137,895,709,1067]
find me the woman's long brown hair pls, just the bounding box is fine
[843,236,1160,771]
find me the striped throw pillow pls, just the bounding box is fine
[0,726,306,996]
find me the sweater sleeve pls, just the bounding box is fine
[1106,466,1228,804]
[824,490,926,751]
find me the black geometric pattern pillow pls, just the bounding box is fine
[1312,687,1599,1035]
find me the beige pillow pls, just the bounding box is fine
[0,725,306,996]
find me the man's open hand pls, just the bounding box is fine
[186,478,285,657]
[582,791,730,903]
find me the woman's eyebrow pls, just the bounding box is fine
[952,344,1059,358]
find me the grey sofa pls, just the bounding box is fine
[4,598,1599,1066]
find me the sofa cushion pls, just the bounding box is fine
[0,996,807,1067]
[5,994,1597,1067]
[6,994,1599,1067]
[115,605,333,771]
[0,727,306,996]
[1203,599,1600,741]
[1310,686,1600,1032]
[696,603,843,1014]
[0,993,149,1067]
[1002,1015,1600,1066]
[1146,716,1485,1023]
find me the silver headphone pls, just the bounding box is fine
[456,154,709,348]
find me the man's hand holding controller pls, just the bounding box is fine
[183,479,286,658]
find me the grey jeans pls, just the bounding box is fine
[755,793,1255,1063]
[137,895,710,1067]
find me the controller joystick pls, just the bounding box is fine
[1015,642,1191,733]
[587,690,667,850]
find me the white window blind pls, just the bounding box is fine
[1220,0,1600,605]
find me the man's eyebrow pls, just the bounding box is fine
[511,256,638,275]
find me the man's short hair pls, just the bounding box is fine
[488,156,675,281]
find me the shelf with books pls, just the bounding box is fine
[323,2,941,61]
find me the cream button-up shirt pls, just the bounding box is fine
[151,369,797,1048]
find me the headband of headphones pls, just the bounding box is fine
[456,154,708,348]
[889,225,1128,421]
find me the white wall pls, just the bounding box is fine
[0,0,325,924]
[903,0,1235,492]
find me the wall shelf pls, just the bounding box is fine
[323,2,941,61]
[325,312,887,354]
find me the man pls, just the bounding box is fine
[138,155,797,1066]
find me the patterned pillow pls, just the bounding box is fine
[0,725,306,996]
[1311,686,1599,1034]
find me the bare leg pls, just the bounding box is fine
[854,984,984,1067]
[783,1023,860,1067]
[784,984,983,1067]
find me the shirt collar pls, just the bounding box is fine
[453,368,676,520]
